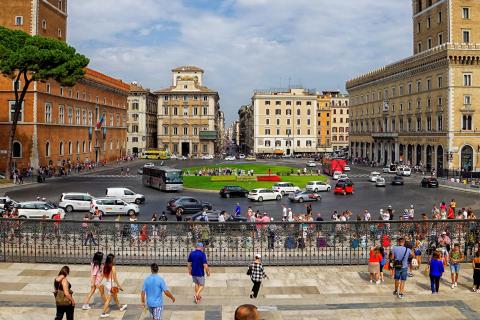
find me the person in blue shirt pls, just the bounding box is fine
[392,238,413,299]
[187,243,210,304]
[235,203,241,217]
[428,251,445,293]
[141,263,175,320]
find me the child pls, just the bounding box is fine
[429,251,445,293]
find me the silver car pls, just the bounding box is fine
[375,177,386,187]
[288,190,321,203]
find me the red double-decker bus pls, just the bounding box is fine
[322,158,346,176]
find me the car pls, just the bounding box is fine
[248,189,282,202]
[369,171,381,182]
[224,156,236,161]
[137,168,144,175]
[0,196,17,210]
[382,166,390,173]
[391,176,404,185]
[58,192,94,213]
[375,177,386,187]
[16,201,66,219]
[306,161,317,167]
[219,185,249,198]
[90,197,139,216]
[272,182,301,195]
[344,165,351,171]
[305,181,331,192]
[170,154,178,159]
[333,180,355,195]
[383,164,398,174]
[190,210,248,222]
[105,187,145,204]
[421,177,439,188]
[144,162,155,168]
[332,171,342,180]
[238,154,246,159]
[397,166,412,176]
[288,190,321,203]
[178,155,187,160]
[338,174,349,181]
[245,155,256,161]
[166,197,213,214]
[201,154,214,160]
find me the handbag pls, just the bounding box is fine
[110,272,119,294]
[54,282,73,306]
[246,265,252,276]
[394,248,408,270]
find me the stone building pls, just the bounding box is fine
[155,66,221,157]
[0,0,128,170]
[127,83,158,155]
[238,105,253,154]
[347,0,480,172]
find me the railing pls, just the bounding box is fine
[1,219,478,266]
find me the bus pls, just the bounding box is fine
[142,166,183,191]
[322,158,346,176]
[140,149,170,160]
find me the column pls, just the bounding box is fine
[386,143,391,164]
[395,143,400,163]
[422,145,427,168]
[380,142,385,165]
[412,145,417,166]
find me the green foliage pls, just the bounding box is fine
[210,176,237,182]
[0,26,89,85]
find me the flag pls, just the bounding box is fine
[96,114,104,129]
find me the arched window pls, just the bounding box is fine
[68,141,72,155]
[461,145,474,172]
[46,142,50,157]
[76,141,80,154]
[12,141,22,158]
[59,142,64,156]
[82,141,86,153]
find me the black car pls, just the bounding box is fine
[421,177,439,188]
[391,176,404,185]
[219,185,249,198]
[166,197,212,214]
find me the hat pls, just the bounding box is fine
[196,242,204,248]
[441,231,447,235]
[380,209,384,212]
[255,254,262,259]
[387,205,392,209]
[410,205,414,208]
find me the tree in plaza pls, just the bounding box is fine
[0,26,89,179]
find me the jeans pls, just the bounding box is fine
[430,275,440,293]
[84,232,97,246]
[251,280,262,298]
[55,305,74,320]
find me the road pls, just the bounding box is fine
[3,158,479,221]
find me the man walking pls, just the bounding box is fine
[235,203,241,217]
[188,243,210,304]
[392,238,412,299]
[141,263,175,320]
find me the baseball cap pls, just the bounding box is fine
[196,242,204,248]
[255,254,262,259]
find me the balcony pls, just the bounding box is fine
[199,130,218,140]
[460,104,475,113]
[371,132,398,139]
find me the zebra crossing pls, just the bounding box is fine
[74,174,142,179]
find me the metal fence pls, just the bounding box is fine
[1,219,479,266]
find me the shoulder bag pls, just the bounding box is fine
[54,280,73,306]
[110,271,119,294]
[394,247,408,270]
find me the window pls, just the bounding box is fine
[45,83,51,93]
[173,107,178,116]
[265,101,270,105]
[437,11,442,23]
[203,107,208,115]
[163,126,168,135]
[76,141,80,154]
[464,73,472,86]
[58,28,62,38]
[464,95,472,105]
[462,115,472,130]
[286,119,290,125]
[296,101,301,106]
[275,109,281,115]
[427,17,431,29]
[42,19,47,30]
[264,129,270,135]
[438,33,443,45]
[417,22,421,33]
[45,103,52,123]
[173,127,178,135]
[417,117,422,131]
[82,141,86,153]
[438,97,443,107]
[462,29,470,43]
[163,107,168,115]
[438,76,443,88]
[265,119,270,125]
[427,38,432,49]
[59,142,64,156]
[183,127,188,135]
[265,140,271,147]
[437,115,443,131]
[9,101,23,122]
[296,140,300,147]
[462,7,470,19]
[427,79,432,90]
[45,142,50,157]
[417,80,422,92]
[275,101,281,105]
[276,119,280,125]
[417,42,422,53]
[202,144,207,153]
[58,105,64,124]
[193,107,198,116]
[286,109,291,116]
[193,127,198,135]
[15,16,23,25]
[427,116,432,131]
[88,111,93,126]
[75,109,80,124]
[408,83,412,94]
[82,110,87,125]
[131,125,139,133]
[297,119,301,125]
[12,141,22,158]
[265,109,270,116]
[296,109,301,116]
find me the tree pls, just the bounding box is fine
[0,26,89,179]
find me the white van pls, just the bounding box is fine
[105,188,145,204]
[59,192,94,212]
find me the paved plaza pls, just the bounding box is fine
[0,262,479,319]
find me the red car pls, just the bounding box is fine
[333,180,354,195]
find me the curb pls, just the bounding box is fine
[183,187,219,194]
[439,184,480,194]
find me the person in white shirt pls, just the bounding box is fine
[218,211,226,223]
[363,209,371,221]
[287,208,293,222]
[408,205,415,220]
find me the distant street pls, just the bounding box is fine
[3,158,479,221]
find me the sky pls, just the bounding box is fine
[68,0,412,124]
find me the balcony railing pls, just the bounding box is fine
[0,219,478,266]
[371,132,399,138]
[199,130,218,140]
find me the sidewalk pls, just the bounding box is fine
[0,263,478,319]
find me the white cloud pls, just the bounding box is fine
[68,0,412,123]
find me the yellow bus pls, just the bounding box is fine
[141,149,170,160]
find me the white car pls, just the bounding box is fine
[306,161,317,167]
[59,192,94,212]
[143,162,155,168]
[90,197,139,216]
[332,171,342,180]
[272,182,301,195]
[306,181,331,192]
[105,187,145,204]
[201,154,214,160]
[397,166,412,176]
[375,177,386,187]
[16,201,65,219]
[338,174,348,181]
[224,156,235,161]
[248,189,282,202]
[238,154,246,159]
[344,165,351,171]
[369,171,381,182]
[170,154,178,159]
[178,155,187,160]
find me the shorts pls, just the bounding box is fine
[394,267,408,281]
[192,276,205,286]
[450,263,460,273]
[148,306,163,320]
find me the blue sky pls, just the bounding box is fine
[68,0,412,124]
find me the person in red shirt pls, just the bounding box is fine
[368,246,382,284]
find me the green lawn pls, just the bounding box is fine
[182,164,298,175]
[183,175,327,191]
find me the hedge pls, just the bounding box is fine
[210,176,237,182]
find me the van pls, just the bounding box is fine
[59,192,94,212]
[105,188,145,204]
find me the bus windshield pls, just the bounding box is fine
[165,171,182,183]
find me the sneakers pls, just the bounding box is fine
[393,290,398,295]
[100,313,110,318]
[398,293,404,299]
[376,280,381,285]
[81,304,91,310]
[451,283,455,289]
[369,280,373,284]
[454,282,458,288]
[249,294,254,299]
[119,304,128,311]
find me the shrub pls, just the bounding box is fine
[236,176,257,182]
[257,175,281,182]
[210,176,236,182]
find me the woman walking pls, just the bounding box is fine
[99,254,127,318]
[368,246,382,284]
[248,254,268,299]
[472,251,480,292]
[428,251,445,294]
[82,252,105,310]
[54,266,75,320]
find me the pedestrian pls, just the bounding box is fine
[151,213,158,238]
[187,242,210,304]
[437,231,451,262]
[408,205,415,220]
[141,263,176,320]
[247,254,268,298]
[99,254,127,318]
[392,237,413,299]
[120,167,124,175]
[54,266,75,320]
[449,244,464,289]
[235,203,241,217]
[379,246,386,282]
[235,304,260,320]
[368,246,382,284]
[126,167,130,175]
[130,213,138,245]
[363,209,371,221]
[472,251,480,292]
[82,252,105,310]
[175,207,183,222]
[428,251,445,293]
[83,214,97,246]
